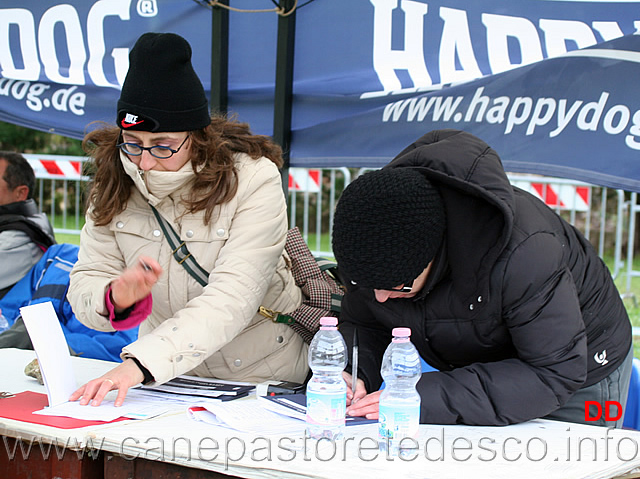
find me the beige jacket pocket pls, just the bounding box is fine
[199,315,303,381]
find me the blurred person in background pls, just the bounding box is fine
[0,151,55,299]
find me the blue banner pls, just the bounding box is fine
[293,34,640,192]
[1,1,640,190]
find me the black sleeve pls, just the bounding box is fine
[130,356,155,385]
[416,232,587,425]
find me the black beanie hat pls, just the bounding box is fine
[116,32,210,132]
[332,168,446,290]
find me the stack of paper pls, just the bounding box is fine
[259,394,377,425]
[188,400,307,435]
[141,375,255,401]
[188,394,376,435]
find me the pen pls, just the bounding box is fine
[352,328,358,399]
[140,260,152,272]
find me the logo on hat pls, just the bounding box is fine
[121,113,144,128]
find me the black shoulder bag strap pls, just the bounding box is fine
[149,204,209,287]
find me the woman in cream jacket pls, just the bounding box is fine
[68,32,307,407]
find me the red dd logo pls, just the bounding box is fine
[584,401,623,422]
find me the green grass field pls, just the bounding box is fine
[616,268,640,358]
[55,232,81,245]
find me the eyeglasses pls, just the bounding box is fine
[384,283,414,293]
[117,134,190,159]
[351,279,414,293]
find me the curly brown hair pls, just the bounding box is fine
[82,115,283,226]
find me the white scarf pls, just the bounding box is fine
[119,151,195,207]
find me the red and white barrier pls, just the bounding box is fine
[288,168,321,193]
[510,179,590,212]
[23,157,588,213]
[24,154,85,181]
[25,155,323,195]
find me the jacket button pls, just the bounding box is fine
[175,355,183,362]
[186,230,194,238]
[188,343,194,348]
[276,336,284,343]
[193,353,200,357]
[216,228,225,237]
[153,229,161,237]
[116,221,124,228]
[477,296,483,302]
[469,304,474,310]
[234,359,242,367]
[172,327,178,332]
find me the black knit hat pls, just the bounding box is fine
[116,32,210,132]
[332,168,446,290]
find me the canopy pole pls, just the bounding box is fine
[273,0,297,195]
[210,0,229,115]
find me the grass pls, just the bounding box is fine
[614,262,640,359]
[52,214,83,246]
[55,232,81,245]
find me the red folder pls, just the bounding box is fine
[0,391,128,429]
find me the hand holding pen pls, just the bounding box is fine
[344,328,367,406]
[351,328,359,403]
[109,255,162,312]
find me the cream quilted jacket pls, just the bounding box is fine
[69,152,307,385]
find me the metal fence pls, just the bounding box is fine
[25,154,639,299]
[288,168,638,302]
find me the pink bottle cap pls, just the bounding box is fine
[392,327,411,342]
[392,327,411,337]
[319,317,338,329]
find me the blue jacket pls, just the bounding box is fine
[0,243,138,362]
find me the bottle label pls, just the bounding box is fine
[378,403,420,444]
[306,390,346,427]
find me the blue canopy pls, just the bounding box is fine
[1,0,640,190]
[296,34,640,192]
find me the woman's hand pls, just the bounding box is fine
[110,256,162,311]
[346,390,383,420]
[69,358,145,407]
[343,370,367,406]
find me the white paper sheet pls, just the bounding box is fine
[34,396,167,421]
[19,302,77,407]
[188,400,307,435]
[34,387,200,421]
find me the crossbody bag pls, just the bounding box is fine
[150,205,343,343]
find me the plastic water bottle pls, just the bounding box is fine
[378,327,422,457]
[306,316,348,441]
[0,312,9,333]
